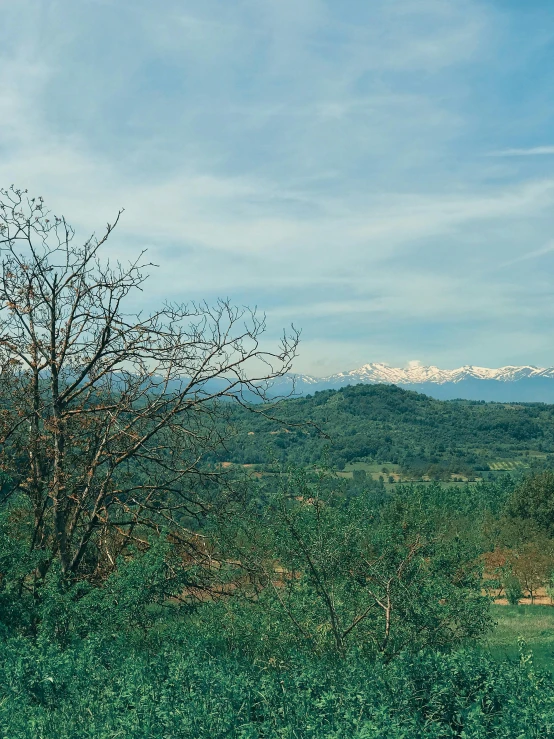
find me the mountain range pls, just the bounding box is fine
[269,363,554,403]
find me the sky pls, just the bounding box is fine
[2,0,554,375]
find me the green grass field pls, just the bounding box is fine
[485,605,554,672]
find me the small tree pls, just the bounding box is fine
[504,575,523,606]
[505,472,554,537]
[218,470,491,658]
[0,187,298,580]
[507,541,554,604]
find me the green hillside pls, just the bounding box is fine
[212,383,554,479]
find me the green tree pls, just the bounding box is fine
[504,575,523,606]
[217,470,491,659]
[505,471,554,537]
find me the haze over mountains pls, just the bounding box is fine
[272,363,554,403]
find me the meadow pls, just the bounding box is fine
[487,605,554,672]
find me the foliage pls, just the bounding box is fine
[0,508,202,644]
[210,383,554,478]
[504,575,524,606]
[505,470,554,537]
[211,470,491,660]
[0,439,549,737]
[1,617,554,738]
[0,508,547,736]
[507,541,554,603]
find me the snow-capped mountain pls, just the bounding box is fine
[270,363,554,403]
[316,363,554,386]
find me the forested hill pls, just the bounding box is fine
[211,383,554,478]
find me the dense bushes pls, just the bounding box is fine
[212,472,492,659]
[1,629,553,738]
[4,464,554,735]
[1,481,554,737]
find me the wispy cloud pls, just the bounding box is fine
[498,241,554,269]
[1,0,554,373]
[489,146,554,157]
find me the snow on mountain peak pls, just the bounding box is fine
[315,363,554,385]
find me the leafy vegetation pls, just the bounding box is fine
[3,633,554,737]
[1,516,554,738]
[211,471,491,659]
[210,383,554,479]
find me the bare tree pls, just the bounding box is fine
[0,186,299,579]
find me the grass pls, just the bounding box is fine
[485,604,554,672]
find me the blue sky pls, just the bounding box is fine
[2,0,554,375]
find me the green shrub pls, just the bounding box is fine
[215,470,492,659]
[505,575,524,606]
[1,631,553,738]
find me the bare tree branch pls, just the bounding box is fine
[0,187,299,579]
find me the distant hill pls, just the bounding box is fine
[264,363,554,403]
[211,383,554,478]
